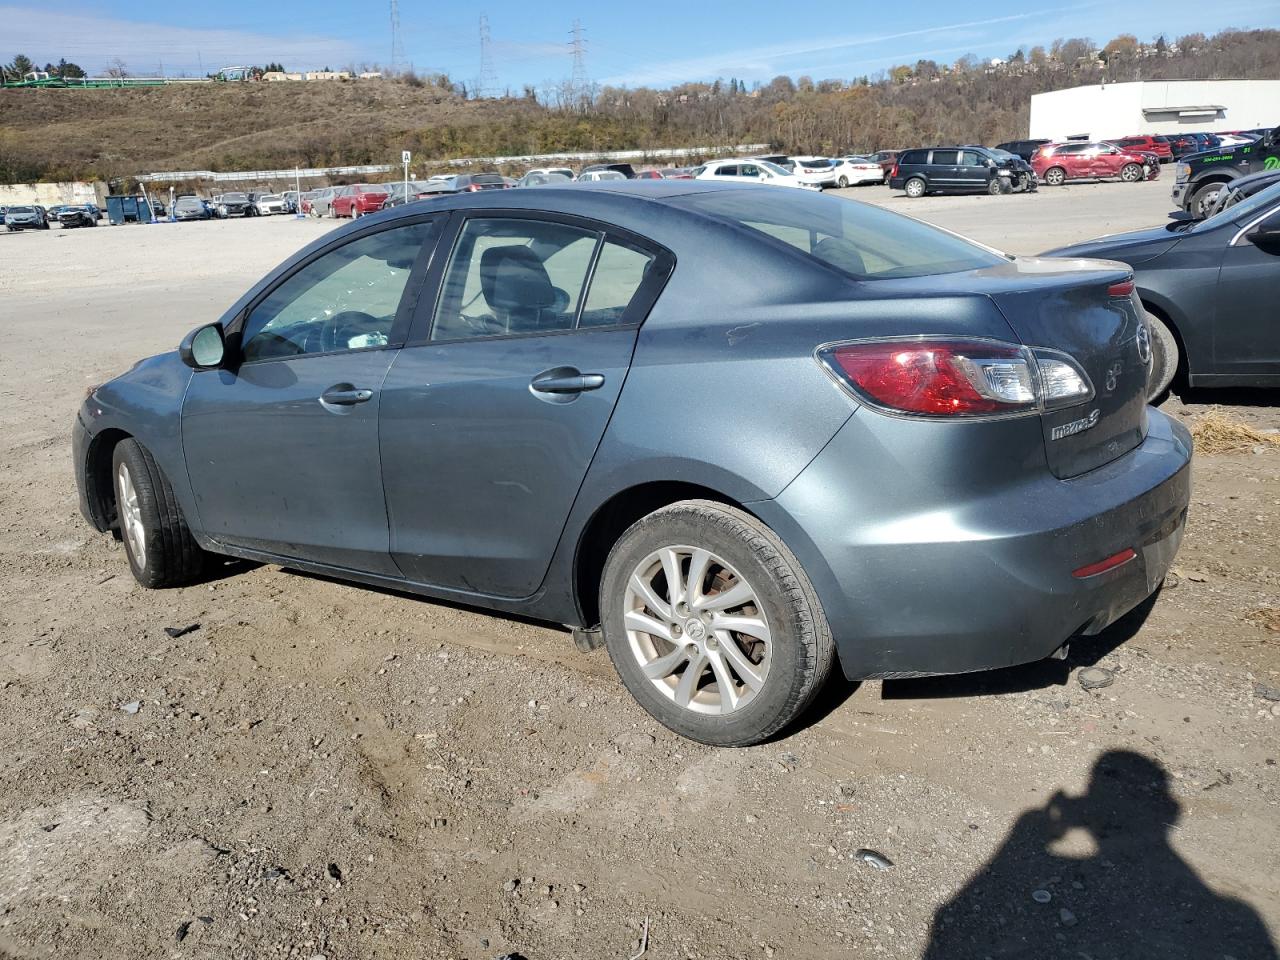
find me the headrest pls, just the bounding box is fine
[480,245,556,313]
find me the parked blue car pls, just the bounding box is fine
[73,183,1191,745]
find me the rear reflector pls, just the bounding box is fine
[1107,279,1135,297]
[1072,548,1136,579]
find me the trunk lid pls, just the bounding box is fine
[869,256,1150,479]
[984,258,1149,478]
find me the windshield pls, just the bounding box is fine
[678,190,1006,280]
[10,206,34,213]
[224,193,248,201]
[988,149,1016,160]
[1194,181,1280,232]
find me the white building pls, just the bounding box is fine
[1029,80,1280,140]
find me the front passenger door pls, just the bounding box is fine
[380,214,673,598]
[958,150,988,192]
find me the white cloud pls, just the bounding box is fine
[600,12,1051,86]
[0,5,357,74]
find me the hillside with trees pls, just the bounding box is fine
[1,27,1278,185]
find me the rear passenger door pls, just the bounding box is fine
[928,150,960,190]
[379,213,674,598]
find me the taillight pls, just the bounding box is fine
[1107,278,1135,297]
[467,184,481,192]
[817,338,1093,418]
[890,163,899,178]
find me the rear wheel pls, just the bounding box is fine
[904,177,926,198]
[111,439,206,588]
[1120,163,1143,183]
[1044,167,1066,186]
[1144,311,1179,402]
[599,500,834,746]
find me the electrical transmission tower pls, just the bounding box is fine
[389,0,405,74]
[569,20,588,102]
[478,15,498,98]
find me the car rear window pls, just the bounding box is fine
[898,150,926,165]
[678,189,1005,280]
[473,175,505,185]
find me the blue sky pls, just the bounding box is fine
[4,0,1279,91]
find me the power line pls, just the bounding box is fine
[389,0,404,73]
[569,19,588,99]
[478,14,497,97]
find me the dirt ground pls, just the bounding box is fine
[1,183,1278,960]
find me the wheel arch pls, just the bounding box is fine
[573,480,753,628]
[83,427,133,532]
[1139,295,1193,383]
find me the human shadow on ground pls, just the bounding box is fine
[922,750,1278,960]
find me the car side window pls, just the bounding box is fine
[739,164,760,178]
[580,240,657,327]
[931,150,959,165]
[431,218,601,340]
[240,220,437,362]
[961,150,984,166]
[717,165,739,177]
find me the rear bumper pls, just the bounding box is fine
[753,409,1192,679]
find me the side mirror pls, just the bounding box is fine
[1246,219,1280,249]
[180,323,226,370]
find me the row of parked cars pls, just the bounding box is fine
[2,202,103,230]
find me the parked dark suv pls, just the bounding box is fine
[889,147,1030,197]
[996,139,1052,162]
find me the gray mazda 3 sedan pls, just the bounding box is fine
[73,182,1192,746]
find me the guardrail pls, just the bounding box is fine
[134,145,771,184]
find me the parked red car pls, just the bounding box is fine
[863,150,901,183]
[332,184,390,218]
[1031,142,1159,186]
[1108,135,1173,163]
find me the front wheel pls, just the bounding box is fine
[837,175,849,188]
[1120,163,1143,183]
[904,177,926,198]
[1144,311,1179,402]
[600,500,835,746]
[1044,167,1066,186]
[1189,182,1225,219]
[111,439,207,588]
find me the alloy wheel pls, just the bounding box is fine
[623,545,772,715]
[116,463,146,568]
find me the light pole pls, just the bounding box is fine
[402,150,411,205]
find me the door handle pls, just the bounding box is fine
[319,385,373,406]
[530,371,605,394]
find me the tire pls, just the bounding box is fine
[1189,182,1226,219]
[987,177,1004,196]
[904,177,926,198]
[599,500,835,746]
[837,175,849,188]
[1044,166,1066,186]
[1143,311,1178,402]
[110,439,206,588]
[1120,163,1143,183]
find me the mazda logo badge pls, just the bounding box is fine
[1136,323,1152,364]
